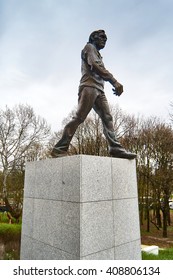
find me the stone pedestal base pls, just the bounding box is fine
[20,155,141,260]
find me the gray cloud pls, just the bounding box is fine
[0,0,173,131]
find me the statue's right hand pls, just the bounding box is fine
[113,81,123,96]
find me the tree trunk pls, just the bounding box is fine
[156,207,162,228]
[162,210,167,238]
[168,209,171,226]
[146,208,150,232]
[2,170,8,199]
[140,205,144,225]
[161,195,169,238]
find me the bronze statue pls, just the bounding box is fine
[51,30,136,159]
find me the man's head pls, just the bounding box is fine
[88,30,107,50]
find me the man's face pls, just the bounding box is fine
[94,32,107,50]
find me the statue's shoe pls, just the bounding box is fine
[51,147,68,158]
[109,147,137,160]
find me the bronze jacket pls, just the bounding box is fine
[79,43,116,92]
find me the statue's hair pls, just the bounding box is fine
[88,30,106,43]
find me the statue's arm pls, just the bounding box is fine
[83,44,123,95]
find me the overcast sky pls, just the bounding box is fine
[0,0,173,131]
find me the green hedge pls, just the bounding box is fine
[0,223,21,259]
[0,223,21,243]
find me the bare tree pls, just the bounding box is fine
[151,122,173,237]
[125,116,173,237]
[0,104,51,220]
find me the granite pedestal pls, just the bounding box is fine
[20,155,141,260]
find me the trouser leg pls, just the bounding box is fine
[93,92,122,148]
[54,116,82,151]
[52,87,98,156]
[93,92,136,159]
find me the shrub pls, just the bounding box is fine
[0,223,21,260]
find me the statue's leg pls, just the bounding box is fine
[51,87,98,157]
[93,92,136,159]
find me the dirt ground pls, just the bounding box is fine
[141,210,173,249]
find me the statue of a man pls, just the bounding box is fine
[51,30,136,159]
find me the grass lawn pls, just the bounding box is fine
[142,248,173,260]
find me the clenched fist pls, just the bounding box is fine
[113,81,123,96]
